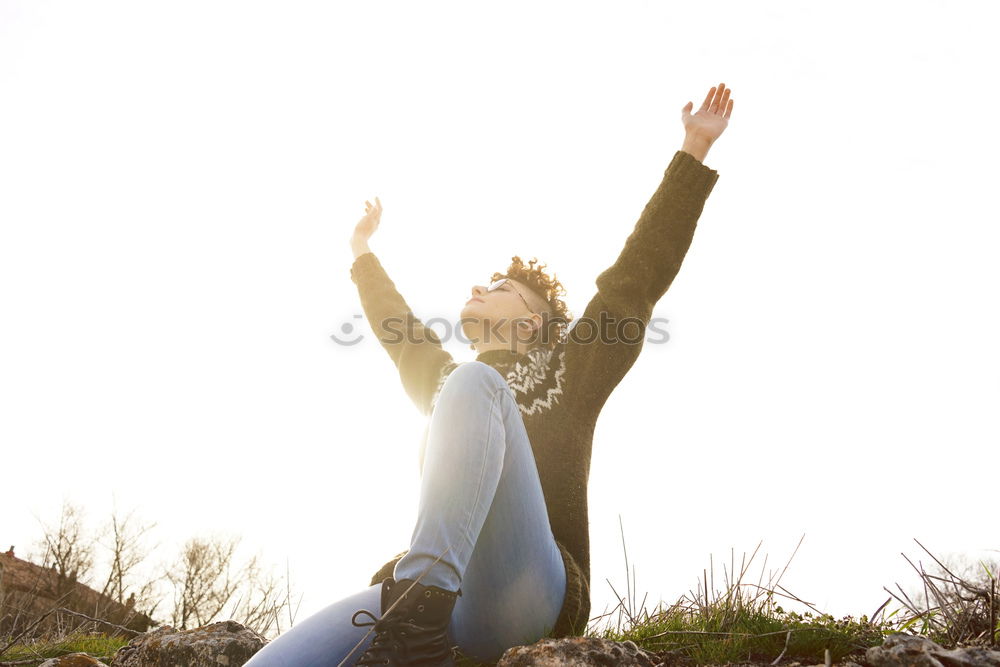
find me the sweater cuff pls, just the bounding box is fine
[350,251,379,285]
[667,149,721,197]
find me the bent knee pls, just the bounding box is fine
[442,360,508,393]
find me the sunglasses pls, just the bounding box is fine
[486,278,535,314]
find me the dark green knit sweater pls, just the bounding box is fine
[349,149,720,638]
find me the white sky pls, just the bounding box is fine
[2,0,998,639]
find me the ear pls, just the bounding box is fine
[521,313,543,331]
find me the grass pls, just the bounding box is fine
[452,532,998,667]
[0,629,124,665]
[3,535,997,667]
[575,533,894,667]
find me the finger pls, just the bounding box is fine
[718,87,730,115]
[724,98,734,120]
[711,82,725,112]
[699,86,715,112]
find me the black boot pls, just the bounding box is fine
[351,576,462,666]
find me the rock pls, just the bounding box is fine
[109,620,267,667]
[496,636,663,666]
[865,633,1000,667]
[37,654,109,667]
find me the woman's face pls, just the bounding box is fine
[461,278,546,350]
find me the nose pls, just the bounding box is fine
[471,285,486,297]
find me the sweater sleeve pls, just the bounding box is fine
[350,252,456,416]
[563,150,720,402]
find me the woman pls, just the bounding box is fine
[245,82,734,667]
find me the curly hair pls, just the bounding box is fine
[490,256,573,350]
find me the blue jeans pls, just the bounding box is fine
[244,361,567,666]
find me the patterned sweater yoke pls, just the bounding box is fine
[349,149,720,638]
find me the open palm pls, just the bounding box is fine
[681,82,733,143]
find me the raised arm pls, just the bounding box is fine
[563,84,733,402]
[349,198,456,416]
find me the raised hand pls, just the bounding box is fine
[681,82,734,145]
[354,196,382,242]
[350,196,381,259]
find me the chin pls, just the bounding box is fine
[461,303,483,318]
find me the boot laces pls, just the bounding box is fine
[351,607,407,665]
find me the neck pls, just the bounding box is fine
[464,321,533,356]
